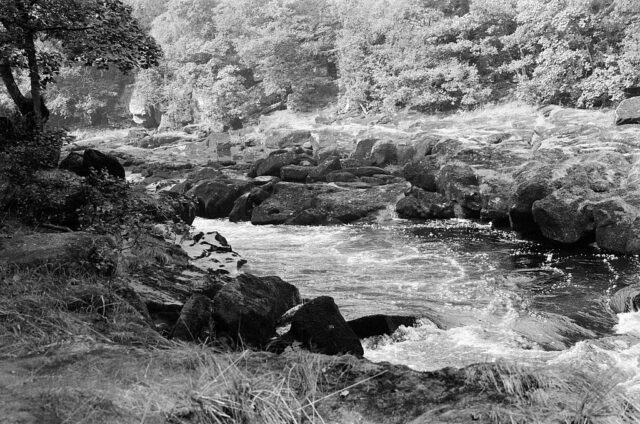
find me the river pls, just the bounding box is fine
[194,216,640,396]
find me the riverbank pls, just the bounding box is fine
[4,102,640,423]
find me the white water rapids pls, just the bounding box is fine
[194,216,640,397]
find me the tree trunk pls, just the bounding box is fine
[0,60,31,116]
[23,31,44,131]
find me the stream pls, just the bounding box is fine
[194,215,640,393]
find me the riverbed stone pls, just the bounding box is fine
[610,285,640,313]
[256,151,316,177]
[403,158,439,192]
[212,273,301,348]
[396,188,454,220]
[307,156,342,182]
[170,294,213,342]
[347,315,417,339]
[288,296,363,356]
[186,179,252,218]
[531,188,596,244]
[509,162,555,234]
[280,165,312,182]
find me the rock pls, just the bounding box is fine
[436,162,481,214]
[615,97,640,125]
[280,165,312,183]
[265,129,313,149]
[138,133,185,148]
[403,158,439,192]
[58,152,84,175]
[187,179,252,218]
[129,87,163,128]
[288,296,363,356]
[83,149,126,179]
[307,156,342,182]
[347,315,417,339]
[326,171,358,183]
[251,182,406,226]
[531,188,596,244]
[179,230,246,274]
[592,198,640,254]
[157,191,197,225]
[351,138,378,165]
[370,140,398,166]
[0,232,117,275]
[479,177,512,226]
[229,183,274,222]
[396,188,454,220]
[212,273,301,347]
[170,294,213,341]
[256,152,316,177]
[509,162,555,233]
[342,166,390,177]
[610,285,640,313]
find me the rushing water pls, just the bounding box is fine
[194,216,640,387]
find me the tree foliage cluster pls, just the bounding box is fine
[127,0,640,124]
[2,0,640,130]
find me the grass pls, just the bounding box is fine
[466,362,640,424]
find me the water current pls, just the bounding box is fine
[194,216,640,394]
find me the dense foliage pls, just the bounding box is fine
[2,0,640,128]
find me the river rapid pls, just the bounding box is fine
[194,215,640,395]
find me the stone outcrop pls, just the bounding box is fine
[186,179,252,218]
[347,314,418,339]
[60,149,125,179]
[396,188,454,220]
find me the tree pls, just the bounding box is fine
[0,0,161,131]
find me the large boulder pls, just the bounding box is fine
[0,231,117,275]
[531,188,596,244]
[436,162,481,215]
[256,151,316,177]
[170,294,213,342]
[288,296,363,356]
[370,140,398,166]
[251,182,406,225]
[509,162,555,233]
[396,188,454,220]
[347,315,417,339]
[351,138,378,165]
[615,97,640,125]
[403,158,439,192]
[212,273,301,347]
[83,149,126,179]
[592,198,640,254]
[479,176,513,226]
[307,156,342,182]
[280,165,312,183]
[229,183,275,222]
[187,179,252,218]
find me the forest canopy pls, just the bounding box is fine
[2,0,640,128]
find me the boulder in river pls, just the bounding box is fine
[212,273,301,348]
[396,188,454,220]
[403,158,439,192]
[347,315,418,339]
[610,285,640,313]
[531,187,596,244]
[187,179,252,218]
[288,296,364,356]
[307,156,342,182]
[256,151,316,177]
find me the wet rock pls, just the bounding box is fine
[280,165,312,183]
[509,162,555,233]
[307,156,342,182]
[396,188,454,220]
[256,151,316,177]
[531,188,596,244]
[403,158,439,192]
[0,232,117,275]
[347,315,417,339]
[592,198,640,254]
[83,149,125,179]
[615,97,640,125]
[479,176,512,226]
[351,138,378,165]
[436,162,481,214]
[229,183,274,222]
[251,182,406,226]
[370,140,398,166]
[212,273,301,347]
[170,294,213,342]
[179,230,246,274]
[187,179,252,218]
[288,296,363,356]
[610,285,640,313]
